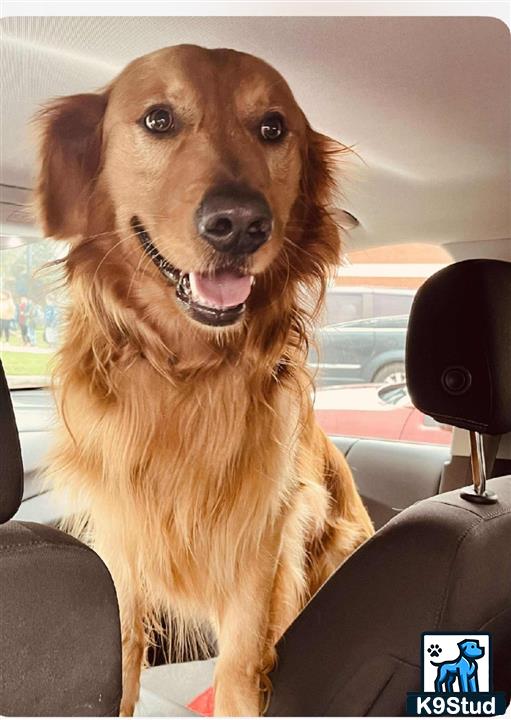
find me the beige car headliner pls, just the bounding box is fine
[1,16,510,255]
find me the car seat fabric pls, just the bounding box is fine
[0,358,24,522]
[266,477,511,716]
[0,521,123,716]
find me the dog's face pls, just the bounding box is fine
[36,45,340,336]
[103,46,304,327]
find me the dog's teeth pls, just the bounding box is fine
[188,272,201,301]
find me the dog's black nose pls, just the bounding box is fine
[196,184,272,255]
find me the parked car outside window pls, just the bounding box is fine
[309,315,408,387]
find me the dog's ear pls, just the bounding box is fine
[34,92,108,239]
[293,125,347,282]
[300,126,340,216]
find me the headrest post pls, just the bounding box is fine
[460,431,499,505]
[470,431,487,494]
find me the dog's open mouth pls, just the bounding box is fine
[131,217,253,327]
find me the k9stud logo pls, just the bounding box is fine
[423,633,489,693]
[406,632,507,717]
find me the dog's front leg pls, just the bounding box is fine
[93,531,146,716]
[115,585,145,716]
[119,613,145,716]
[214,542,279,717]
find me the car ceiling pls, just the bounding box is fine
[1,15,510,254]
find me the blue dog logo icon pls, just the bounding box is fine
[406,632,507,716]
[431,639,485,693]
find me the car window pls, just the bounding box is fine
[0,238,65,389]
[2,236,454,448]
[312,242,454,446]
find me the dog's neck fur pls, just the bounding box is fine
[52,274,309,522]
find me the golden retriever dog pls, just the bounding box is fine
[35,45,373,716]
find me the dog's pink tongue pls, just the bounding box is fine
[190,271,253,308]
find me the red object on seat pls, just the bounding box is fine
[187,686,214,716]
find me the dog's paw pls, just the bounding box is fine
[427,643,442,658]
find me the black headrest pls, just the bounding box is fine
[0,359,24,522]
[406,259,511,435]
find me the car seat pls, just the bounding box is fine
[0,359,122,716]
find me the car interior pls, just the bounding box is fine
[1,13,510,718]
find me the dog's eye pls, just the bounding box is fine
[260,113,286,142]
[144,107,174,133]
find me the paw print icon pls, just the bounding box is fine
[427,643,442,658]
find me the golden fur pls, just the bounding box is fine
[35,45,373,716]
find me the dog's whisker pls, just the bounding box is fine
[90,232,145,285]
[126,241,162,299]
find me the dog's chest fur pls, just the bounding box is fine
[53,358,303,613]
